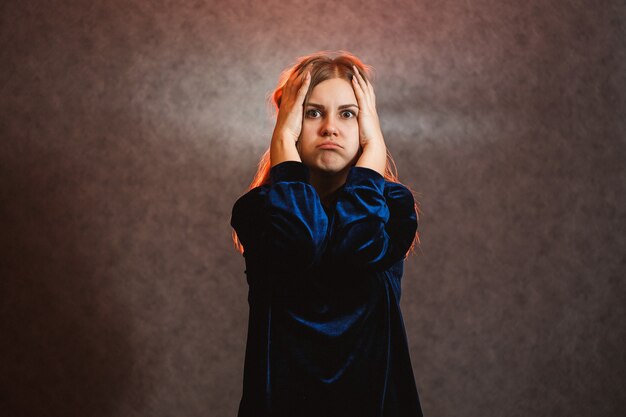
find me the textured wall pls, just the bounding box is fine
[1,0,624,416]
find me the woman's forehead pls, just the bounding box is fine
[309,78,356,103]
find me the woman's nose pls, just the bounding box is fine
[320,118,338,136]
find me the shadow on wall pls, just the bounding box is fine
[0,152,139,417]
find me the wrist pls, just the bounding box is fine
[270,135,301,167]
[360,138,386,152]
[356,141,386,175]
[271,126,299,144]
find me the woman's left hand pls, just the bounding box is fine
[351,65,385,149]
[351,65,387,175]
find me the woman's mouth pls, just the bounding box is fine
[318,141,342,149]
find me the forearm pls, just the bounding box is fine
[330,167,417,269]
[355,140,386,176]
[330,164,389,267]
[231,161,328,270]
[270,134,301,167]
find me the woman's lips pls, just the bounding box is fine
[318,142,342,149]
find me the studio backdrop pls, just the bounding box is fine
[1,1,624,416]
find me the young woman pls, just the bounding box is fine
[231,51,423,417]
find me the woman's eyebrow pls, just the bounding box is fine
[306,103,359,110]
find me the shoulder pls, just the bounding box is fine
[383,181,417,225]
[232,185,270,219]
[234,185,268,205]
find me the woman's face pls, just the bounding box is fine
[297,77,361,176]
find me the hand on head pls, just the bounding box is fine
[350,65,387,175]
[350,65,385,149]
[272,65,312,144]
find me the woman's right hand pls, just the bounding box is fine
[272,67,311,144]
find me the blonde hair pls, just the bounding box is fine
[233,50,420,254]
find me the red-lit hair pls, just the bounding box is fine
[233,51,420,254]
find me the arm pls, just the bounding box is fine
[330,166,417,270]
[231,161,328,270]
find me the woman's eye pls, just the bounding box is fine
[305,109,321,118]
[341,110,356,118]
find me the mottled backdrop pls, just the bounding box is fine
[1,0,624,416]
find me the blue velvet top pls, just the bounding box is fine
[231,161,423,417]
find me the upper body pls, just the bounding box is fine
[231,51,423,417]
[231,160,422,417]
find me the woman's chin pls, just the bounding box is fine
[316,154,349,169]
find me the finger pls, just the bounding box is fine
[286,66,311,99]
[351,70,367,108]
[352,86,367,117]
[353,65,376,108]
[285,67,303,94]
[290,67,310,102]
[352,65,366,90]
[295,71,311,105]
[351,65,364,90]
[352,65,375,97]
[354,65,372,90]
[352,65,374,107]
[285,71,300,97]
[351,76,364,106]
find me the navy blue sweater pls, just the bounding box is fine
[231,161,422,417]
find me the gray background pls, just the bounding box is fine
[1,0,624,416]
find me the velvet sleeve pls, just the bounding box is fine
[330,166,418,270]
[231,161,328,270]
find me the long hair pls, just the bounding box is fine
[233,51,420,254]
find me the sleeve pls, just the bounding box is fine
[230,161,328,270]
[330,166,418,270]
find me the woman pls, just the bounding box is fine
[231,51,423,417]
